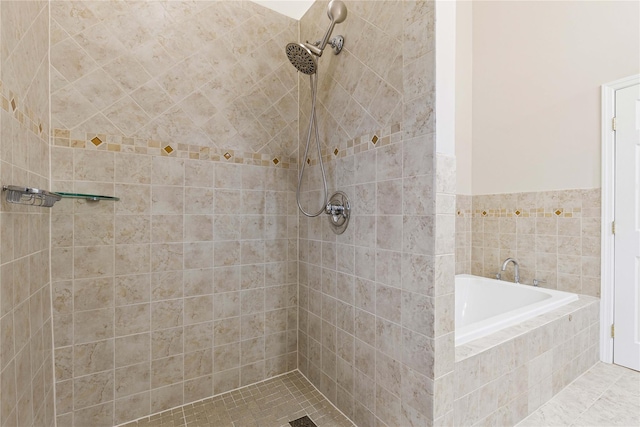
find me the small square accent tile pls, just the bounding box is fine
[371,135,379,145]
[163,145,174,154]
[223,152,232,160]
[91,136,103,147]
[273,158,279,165]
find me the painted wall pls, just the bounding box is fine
[455,0,472,195]
[252,0,314,20]
[0,1,55,426]
[457,0,640,195]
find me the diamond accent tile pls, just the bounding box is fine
[272,158,279,165]
[10,98,16,111]
[163,145,174,154]
[306,158,311,165]
[555,209,562,216]
[223,152,232,160]
[482,211,487,216]
[334,148,339,156]
[515,210,521,216]
[371,135,379,145]
[91,136,103,146]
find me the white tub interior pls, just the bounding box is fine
[455,274,579,346]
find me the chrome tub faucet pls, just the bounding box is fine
[501,258,520,284]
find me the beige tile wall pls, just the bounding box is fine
[455,194,472,275]
[297,1,445,426]
[0,1,55,426]
[48,1,302,426]
[50,1,298,159]
[456,189,601,297]
[50,148,298,426]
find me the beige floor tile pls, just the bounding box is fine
[518,362,640,427]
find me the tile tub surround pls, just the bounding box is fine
[456,188,601,297]
[50,148,299,426]
[454,295,600,426]
[0,1,56,426]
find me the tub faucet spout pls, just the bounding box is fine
[501,258,520,283]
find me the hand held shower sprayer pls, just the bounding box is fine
[286,0,351,234]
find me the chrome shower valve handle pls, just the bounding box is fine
[325,201,346,218]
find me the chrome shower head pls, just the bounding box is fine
[285,0,347,73]
[285,42,317,75]
[317,0,347,54]
[327,0,347,25]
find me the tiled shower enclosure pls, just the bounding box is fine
[0,0,458,426]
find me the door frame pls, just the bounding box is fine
[600,74,640,363]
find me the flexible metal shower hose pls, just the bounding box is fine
[296,70,328,217]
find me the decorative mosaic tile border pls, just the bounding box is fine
[456,207,473,218]
[306,123,402,166]
[0,81,48,140]
[52,128,297,169]
[51,121,403,170]
[461,207,579,218]
[2,70,403,172]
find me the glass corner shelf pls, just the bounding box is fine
[54,192,119,202]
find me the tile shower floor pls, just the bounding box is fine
[120,371,354,427]
[118,362,638,427]
[518,362,640,427]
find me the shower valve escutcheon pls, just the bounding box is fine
[325,191,350,235]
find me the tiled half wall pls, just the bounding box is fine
[456,189,601,297]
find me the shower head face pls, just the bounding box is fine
[327,0,347,24]
[286,43,317,75]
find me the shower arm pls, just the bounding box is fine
[316,21,338,55]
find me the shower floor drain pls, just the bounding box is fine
[289,415,318,427]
